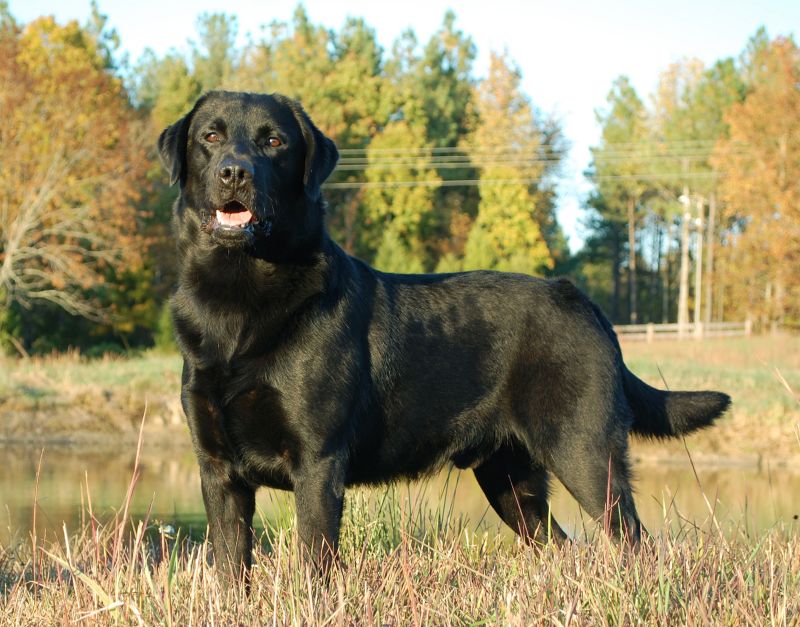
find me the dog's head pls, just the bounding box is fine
[158,91,338,257]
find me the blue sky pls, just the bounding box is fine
[8,1,800,250]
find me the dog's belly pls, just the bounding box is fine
[343,402,502,485]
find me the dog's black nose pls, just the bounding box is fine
[218,157,253,187]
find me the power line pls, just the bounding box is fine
[335,151,751,171]
[323,170,724,190]
[322,139,760,190]
[339,139,747,154]
[324,178,541,190]
[335,139,751,156]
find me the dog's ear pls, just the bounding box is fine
[158,114,191,187]
[158,94,210,187]
[289,101,339,201]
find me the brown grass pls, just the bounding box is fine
[622,334,800,464]
[2,478,798,625]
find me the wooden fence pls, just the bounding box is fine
[614,320,752,342]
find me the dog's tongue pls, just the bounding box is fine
[216,209,253,227]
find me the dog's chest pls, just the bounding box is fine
[188,356,300,488]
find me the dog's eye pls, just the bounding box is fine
[205,132,221,143]
[267,137,282,148]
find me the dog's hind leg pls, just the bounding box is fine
[473,444,567,546]
[548,428,643,545]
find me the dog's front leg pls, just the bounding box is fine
[199,463,256,585]
[293,454,347,571]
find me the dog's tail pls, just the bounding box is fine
[623,366,731,438]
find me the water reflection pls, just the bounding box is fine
[1,444,797,546]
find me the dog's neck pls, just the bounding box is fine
[178,231,336,309]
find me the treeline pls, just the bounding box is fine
[579,31,800,330]
[0,4,797,354]
[0,5,569,353]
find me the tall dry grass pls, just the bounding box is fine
[2,437,798,625]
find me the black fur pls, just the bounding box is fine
[159,91,731,579]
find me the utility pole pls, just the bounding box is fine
[627,197,638,324]
[693,198,704,339]
[662,224,674,323]
[678,191,691,338]
[704,192,717,324]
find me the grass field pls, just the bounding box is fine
[1,475,798,624]
[622,335,800,463]
[1,335,798,623]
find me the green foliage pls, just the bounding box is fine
[417,10,477,148]
[373,229,426,274]
[461,53,555,274]
[363,115,440,262]
[192,13,238,92]
[592,75,649,209]
[434,252,464,273]
[154,302,176,352]
[135,51,201,129]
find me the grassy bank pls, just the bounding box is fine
[0,350,184,446]
[1,482,797,624]
[622,335,800,464]
[1,335,798,462]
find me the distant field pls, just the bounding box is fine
[621,335,800,463]
[0,335,798,461]
[0,350,184,445]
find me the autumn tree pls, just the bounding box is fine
[0,16,149,336]
[361,28,448,271]
[415,14,479,261]
[682,59,745,323]
[713,34,800,326]
[651,58,745,328]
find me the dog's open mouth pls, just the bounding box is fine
[215,200,255,229]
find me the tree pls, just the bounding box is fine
[373,229,425,274]
[415,13,479,261]
[683,59,745,323]
[651,58,746,327]
[577,193,627,321]
[418,10,477,149]
[589,76,649,322]
[240,9,389,253]
[713,34,800,326]
[363,104,440,269]
[0,16,149,326]
[135,50,201,130]
[192,12,238,93]
[462,53,553,275]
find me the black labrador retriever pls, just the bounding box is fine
[158,90,730,579]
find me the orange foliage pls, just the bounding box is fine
[0,17,149,320]
[713,37,800,325]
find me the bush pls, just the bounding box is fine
[154,302,176,351]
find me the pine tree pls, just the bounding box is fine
[590,76,649,323]
[462,53,553,275]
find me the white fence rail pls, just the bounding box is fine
[614,320,752,342]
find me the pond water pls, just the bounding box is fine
[1,444,798,547]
